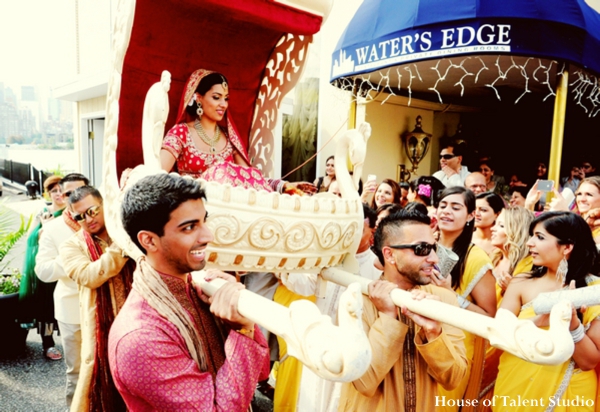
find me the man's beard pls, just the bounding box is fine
[396,263,432,286]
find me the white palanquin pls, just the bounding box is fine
[101,0,374,383]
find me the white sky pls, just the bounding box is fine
[0,1,75,90]
[0,0,599,92]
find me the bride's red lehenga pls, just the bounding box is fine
[162,68,278,192]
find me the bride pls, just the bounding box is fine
[160,68,314,194]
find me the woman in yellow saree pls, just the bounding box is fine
[490,206,536,303]
[431,186,497,412]
[494,211,600,412]
[477,206,535,411]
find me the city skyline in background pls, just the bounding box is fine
[0,82,74,146]
[0,2,78,148]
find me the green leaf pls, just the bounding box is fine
[0,199,33,263]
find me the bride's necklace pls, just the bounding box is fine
[194,119,220,153]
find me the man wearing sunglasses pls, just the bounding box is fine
[433,141,470,188]
[60,185,134,411]
[338,209,467,412]
[35,172,89,409]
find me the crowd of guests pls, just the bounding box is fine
[16,67,600,412]
[313,139,600,412]
[283,137,600,411]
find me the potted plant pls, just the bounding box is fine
[0,200,32,354]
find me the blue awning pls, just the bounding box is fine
[331,0,600,81]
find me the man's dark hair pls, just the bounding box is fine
[403,201,429,216]
[68,185,102,205]
[372,208,431,265]
[59,173,89,188]
[122,174,207,253]
[439,139,465,158]
[362,203,377,229]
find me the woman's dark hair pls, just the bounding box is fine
[369,178,402,209]
[409,175,445,207]
[362,203,378,229]
[530,160,548,183]
[376,202,402,217]
[476,192,505,214]
[478,159,495,172]
[326,155,334,163]
[509,185,529,199]
[528,212,599,288]
[185,72,229,118]
[438,186,476,288]
[403,201,429,216]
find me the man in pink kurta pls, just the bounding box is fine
[108,173,269,411]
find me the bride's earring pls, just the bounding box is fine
[196,101,203,118]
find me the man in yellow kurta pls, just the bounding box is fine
[60,186,133,411]
[338,208,468,412]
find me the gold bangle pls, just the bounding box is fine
[237,327,254,337]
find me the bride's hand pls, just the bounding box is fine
[285,181,317,195]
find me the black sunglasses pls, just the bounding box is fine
[440,154,456,160]
[73,205,102,222]
[63,191,73,198]
[388,242,437,256]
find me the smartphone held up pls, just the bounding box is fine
[537,180,554,192]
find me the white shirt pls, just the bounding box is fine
[35,216,80,324]
[433,165,470,187]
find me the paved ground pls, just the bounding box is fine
[0,331,66,412]
[1,183,67,412]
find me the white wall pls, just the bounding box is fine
[363,101,433,181]
[315,0,364,177]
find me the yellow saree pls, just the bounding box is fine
[437,245,494,412]
[493,288,600,412]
